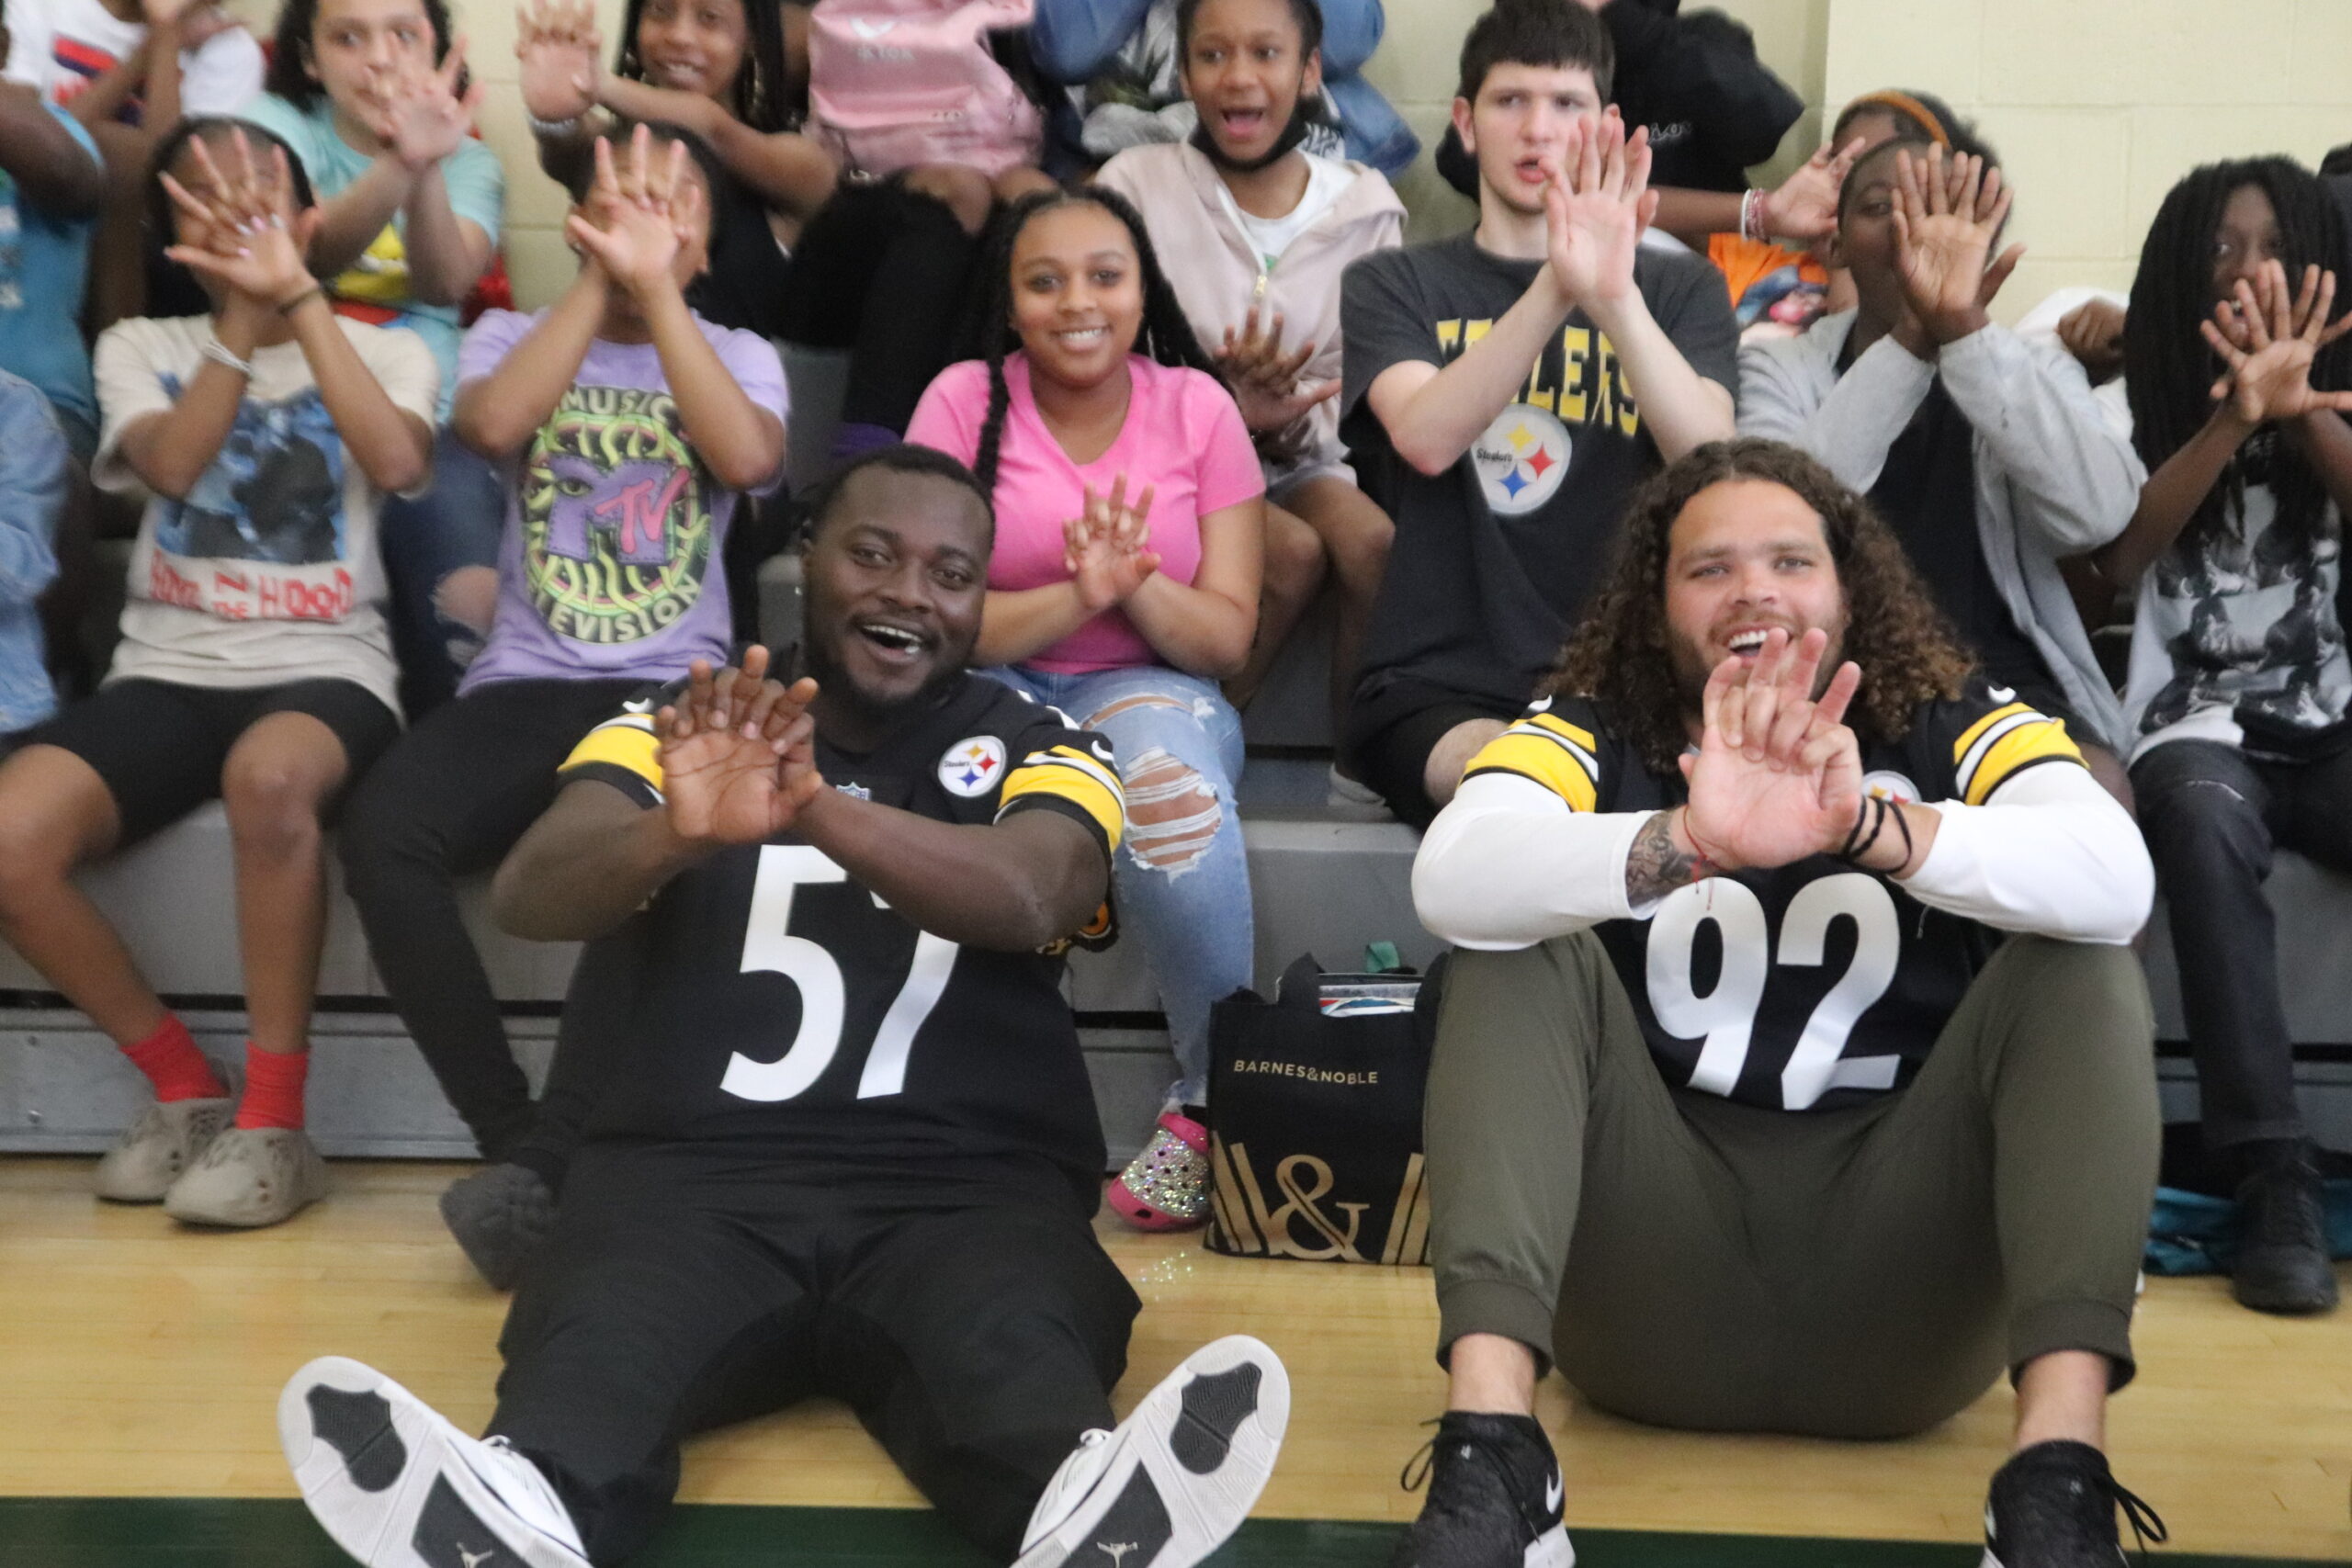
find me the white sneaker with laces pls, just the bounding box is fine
[1016,1335,1289,1568]
[279,1355,590,1568]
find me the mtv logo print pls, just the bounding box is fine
[545,457,692,567]
[1471,403,1571,516]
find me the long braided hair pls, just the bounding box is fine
[616,0,795,134]
[965,186,1218,503]
[2124,157,2352,554]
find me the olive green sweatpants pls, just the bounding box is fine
[1427,931,2159,1439]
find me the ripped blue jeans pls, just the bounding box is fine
[982,662,1252,1109]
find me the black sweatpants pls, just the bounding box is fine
[2132,737,2352,1148]
[777,179,983,434]
[338,677,642,1158]
[490,1144,1140,1564]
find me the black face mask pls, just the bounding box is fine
[1189,96,1318,174]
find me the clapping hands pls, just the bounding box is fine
[2201,258,2352,426]
[1678,627,1867,874]
[1890,142,2024,345]
[659,648,825,846]
[1214,306,1340,436]
[363,38,481,171]
[565,125,706,299]
[1543,107,1657,313]
[1063,476,1159,613]
[159,127,323,310]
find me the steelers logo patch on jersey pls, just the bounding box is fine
[1470,403,1572,516]
[1860,770,1920,804]
[939,736,1008,797]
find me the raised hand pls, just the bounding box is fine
[1062,476,1159,613]
[1214,306,1340,433]
[376,38,480,169]
[1544,107,1657,312]
[160,129,323,308]
[1758,135,1865,243]
[565,126,704,298]
[659,649,825,846]
[1677,627,1866,873]
[516,0,600,125]
[2058,296,2126,383]
[2202,259,2352,425]
[1890,143,2023,344]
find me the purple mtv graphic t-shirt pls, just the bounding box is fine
[454,308,789,694]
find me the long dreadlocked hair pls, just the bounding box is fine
[965,186,1218,503]
[1546,439,1976,778]
[615,0,795,134]
[2124,157,2352,556]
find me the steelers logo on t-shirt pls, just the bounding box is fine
[1470,403,1572,516]
[938,735,1008,797]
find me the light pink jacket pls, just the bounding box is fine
[1094,141,1405,487]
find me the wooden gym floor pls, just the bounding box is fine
[2,1156,2347,1564]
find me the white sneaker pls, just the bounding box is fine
[1016,1336,1289,1568]
[279,1356,591,1568]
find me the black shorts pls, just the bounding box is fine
[1343,675,1525,829]
[27,677,401,846]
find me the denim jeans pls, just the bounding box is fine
[379,431,506,718]
[2132,737,2352,1148]
[983,663,1252,1108]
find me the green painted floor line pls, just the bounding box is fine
[0,1498,2320,1567]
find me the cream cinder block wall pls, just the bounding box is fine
[1356,0,1831,243]
[223,0,1828,307]
[220,0,632,309]
[1826,0,2352,322]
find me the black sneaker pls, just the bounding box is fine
[1983,1440,2165,1568]
[440,1164,557,1292]
[1389,1412,1569,1568]
[2232,1144,2339,1315]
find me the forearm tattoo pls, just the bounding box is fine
[1625,809,1708,905]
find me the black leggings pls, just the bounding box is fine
[492,1145,1138,1562]
[337,677,642,1158]
[779,178,984,434]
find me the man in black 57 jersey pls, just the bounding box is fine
[1395,441,2164,1568]
[272,447,1289,1568]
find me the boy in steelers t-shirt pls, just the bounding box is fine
[271,448,1290,1568]
[1394,442,2167,1568]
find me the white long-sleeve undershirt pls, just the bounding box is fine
[1413,764,2153,951]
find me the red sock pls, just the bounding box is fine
[233,1043,308,1131]
[121,1015,226,1102]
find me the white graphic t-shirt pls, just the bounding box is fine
[90,313,440,709]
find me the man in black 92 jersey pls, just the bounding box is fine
[1394,442,2167,1568]
[271,448,1290,1568]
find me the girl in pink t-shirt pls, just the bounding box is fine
[907,186,1265,1232]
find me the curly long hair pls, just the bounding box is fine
[1546,440,1975,777]
[964,186,1216,503]
[2123,157,2352,557]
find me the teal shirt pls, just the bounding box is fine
[233,92,505,418]
[0,102,99,437]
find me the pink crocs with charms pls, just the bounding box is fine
[1108,1111,1211,1231]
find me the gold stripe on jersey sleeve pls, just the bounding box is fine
[561,717,663,792]
[1951,702,2030,764]
[1960,713,2085,807]
[1524,711,1599,760]
[997,747,1125,848]
[1461,724,1599,812]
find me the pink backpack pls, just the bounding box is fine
[808,0,1045,178]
